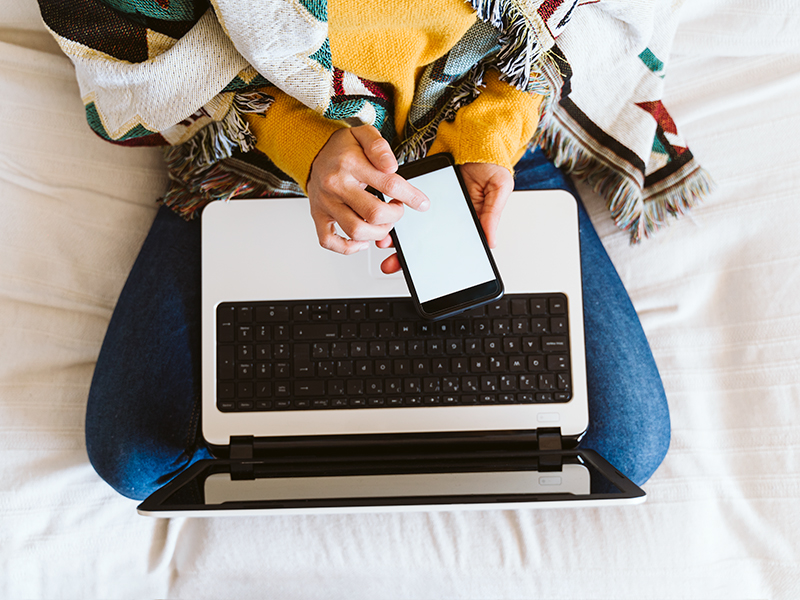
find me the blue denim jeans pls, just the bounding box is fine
[85,147,670,501]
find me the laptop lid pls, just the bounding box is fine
[200,190,589,445]
[137,447,644,516]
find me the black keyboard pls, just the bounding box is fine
[216,293,572,412]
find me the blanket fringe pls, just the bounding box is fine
[469,0,536,90]
[161,91,281,218]
[159,158,303,219]
[165,91,273,179]
[539,120,714,243]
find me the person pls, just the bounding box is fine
[40,0,670,500]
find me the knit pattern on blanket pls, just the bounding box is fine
[37,0,712,241]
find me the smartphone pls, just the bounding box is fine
[377,153,504,320]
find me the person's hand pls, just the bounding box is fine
[307,124,430,254]
[377,161,513,274]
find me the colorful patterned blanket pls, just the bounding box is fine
[37,0,712,241]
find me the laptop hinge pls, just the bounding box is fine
[230,435,255,480]
[537,428,563,451]
[537,428,563,471]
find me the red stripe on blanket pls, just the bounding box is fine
[636,101,678,136]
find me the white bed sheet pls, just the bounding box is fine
[1,0,799,597]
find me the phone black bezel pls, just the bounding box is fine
[383,153,504,321]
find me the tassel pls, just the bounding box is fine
[159,158,302,220]
[160,90,289,219]
[468,0,545,91]
[539,120,714,243]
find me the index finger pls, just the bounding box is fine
[366,170,430,212]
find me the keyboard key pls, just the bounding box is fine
[217,306,235,343]
[538,374,556,390]
[295,381,325,396]
[369,341,387,357]
[404,378,421,393]
[511,299,528,315]
[218,346,235,380]
[349,304,366,319]
[347,380,364,395]
[487,300,508,316]
[257,305,289,322]
[256,363,271,379]
[548,355,569,371]
[480,375,498,392]
[530,299,547,314]
[542,336,568,351]
[551,317,568,333]
[549,296,567,314]
[369,303,391,318]
[294,324,338,340]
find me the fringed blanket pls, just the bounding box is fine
[38,0,712,242]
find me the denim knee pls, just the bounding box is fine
[581,366,671,487]
[85,390,210,501]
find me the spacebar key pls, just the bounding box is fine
[293,324,338,339]
[294,381,326,396]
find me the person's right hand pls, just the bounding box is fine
[306,124,430,254]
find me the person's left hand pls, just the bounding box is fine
[376,161,514,274]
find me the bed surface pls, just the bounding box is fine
[2,0,800,597]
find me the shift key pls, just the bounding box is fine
[542,336,568,351]
[294,381,326,396]
[293,324,338,339]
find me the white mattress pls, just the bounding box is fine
[2,0,799,597]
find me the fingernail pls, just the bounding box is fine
[419,199,430,211]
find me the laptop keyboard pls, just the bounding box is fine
[216,293,572,412]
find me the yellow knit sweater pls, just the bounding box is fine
[245,0,542,190]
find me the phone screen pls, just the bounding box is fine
[389,164,498,305]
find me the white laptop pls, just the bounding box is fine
[137,189,645,516]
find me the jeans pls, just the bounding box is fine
[85,147,670,501]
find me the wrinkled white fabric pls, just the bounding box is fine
[2,1,800,597]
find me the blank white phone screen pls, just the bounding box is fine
[387,166,496,303]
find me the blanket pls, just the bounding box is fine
[37,0,712,241]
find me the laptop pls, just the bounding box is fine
[137,189,645,516]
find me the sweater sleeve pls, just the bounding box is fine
[428,69,543,173]
[244,89,347,192]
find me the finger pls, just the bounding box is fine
[363,169,430,212]
[350,124,397,173]
[479,183,511,248]
[380,253,402,274]
[345,189,405,226]
[314,218,370,255]
[375,234,394,249]
[481,212,501,248]
[327,203,395,242]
